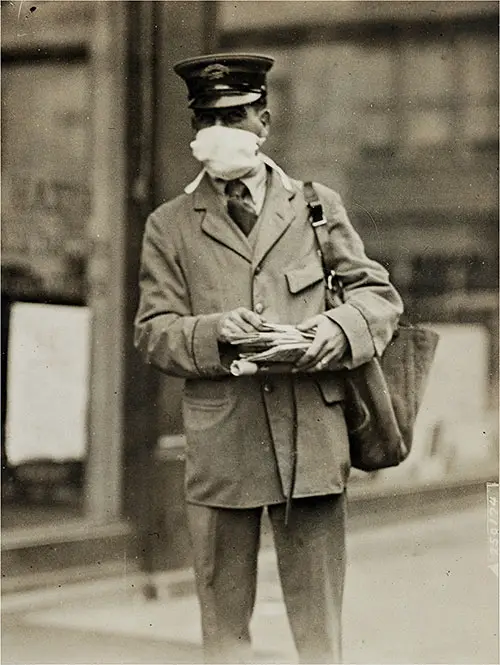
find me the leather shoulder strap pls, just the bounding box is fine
[303,181,343,302]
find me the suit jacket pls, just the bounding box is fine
[134,169,403,508]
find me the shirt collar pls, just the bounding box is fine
[184,153,293,195]
[240,161,267,205]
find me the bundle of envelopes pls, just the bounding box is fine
[229,322,316,376]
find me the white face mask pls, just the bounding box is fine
[190,125,266,181]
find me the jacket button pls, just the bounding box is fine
[263,382,273,393]
[254,265,261,275]
[255,303,264,314]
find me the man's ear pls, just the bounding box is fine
[260,108,271,128]
[259,108,271,138]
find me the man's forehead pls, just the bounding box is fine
[192,105,250,119]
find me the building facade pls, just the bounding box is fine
[2,0,498,587]
[217,0,499,490]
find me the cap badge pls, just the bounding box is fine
[200,64,230,80]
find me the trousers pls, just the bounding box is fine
[186,493,346,664]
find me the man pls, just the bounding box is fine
[134,53,403,664]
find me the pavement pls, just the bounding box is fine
[2,499,499,665]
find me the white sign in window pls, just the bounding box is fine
[5,303,91,466]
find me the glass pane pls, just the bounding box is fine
[467,255,499,291]
[363,110,392,146]
[403,42,454,101]
[361,47,393,102]
[461,35,498,100]
[2,62,91,302]
[463,104,498,142]
[407,110,451,146]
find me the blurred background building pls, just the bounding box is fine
[1,0,498,589]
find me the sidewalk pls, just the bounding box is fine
[3,502,498,665]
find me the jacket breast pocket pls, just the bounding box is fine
[285,260,324,294]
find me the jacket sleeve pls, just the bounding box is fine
[134,208,227,378]
[313,183,404,369]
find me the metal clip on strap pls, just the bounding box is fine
[309,201,327,227]
[327,271,336,291]
[303,181,326,226]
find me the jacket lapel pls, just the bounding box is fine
[194,175,252,263]
[252,169,297,268]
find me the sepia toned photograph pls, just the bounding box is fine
[1,1,498,664]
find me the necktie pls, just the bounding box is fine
[225,179,258,236]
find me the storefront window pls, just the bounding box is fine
[1,58,92,526]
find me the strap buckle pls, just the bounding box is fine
[308,200,327,227]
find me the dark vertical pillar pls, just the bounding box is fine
[122,0,215,575]
[203,0,219,53]
[154,0,216,202]
[122,0,158,525]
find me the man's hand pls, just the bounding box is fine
[217,307,266,343]
[294,315,348,372]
